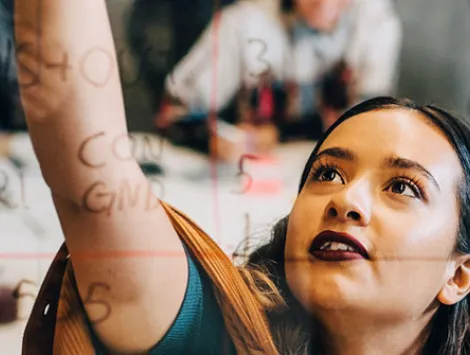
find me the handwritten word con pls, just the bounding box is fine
[78,132,164,168]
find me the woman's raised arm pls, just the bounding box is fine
[15,0,188,352]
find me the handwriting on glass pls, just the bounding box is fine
[57,282,112,325]
[232,154,259,194]
[14,40,156,88]
[78,132,165,214]
[79,47,114,87]
[81,282,112,325]
[16,41,42,88]
[80,178,163,214]
[78,132,164,168]
[16,42,111,88]
[248,39,270,77]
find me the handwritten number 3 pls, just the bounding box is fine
[248,39,270,77]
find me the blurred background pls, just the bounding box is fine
[1,0,470,352]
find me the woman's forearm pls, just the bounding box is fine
[14,0,138,203]
[14,4,190,352]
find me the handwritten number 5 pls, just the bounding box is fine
[83,282,112,325]
[233,154,258,194]
[57,282,112,325]
[248,39,270,77]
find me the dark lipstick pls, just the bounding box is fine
[309,230,369,261]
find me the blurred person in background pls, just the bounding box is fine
[157,0,402,163]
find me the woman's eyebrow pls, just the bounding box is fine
[384,157,441,191]
[315,147,357,161]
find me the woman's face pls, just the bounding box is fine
[285,108,464,324]
[294,0,352,32]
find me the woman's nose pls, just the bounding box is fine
[327,207,363,221]
[324,183,371,226]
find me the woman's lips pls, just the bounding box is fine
[309,230,369,262]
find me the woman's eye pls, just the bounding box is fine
[390,181,418,198]
[317,168,343,183]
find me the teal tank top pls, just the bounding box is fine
[89,249,236,354]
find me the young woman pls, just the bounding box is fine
[17,1,470,355]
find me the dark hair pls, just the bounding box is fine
[247,97,470,354]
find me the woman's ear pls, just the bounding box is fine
[437,255,470,305]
